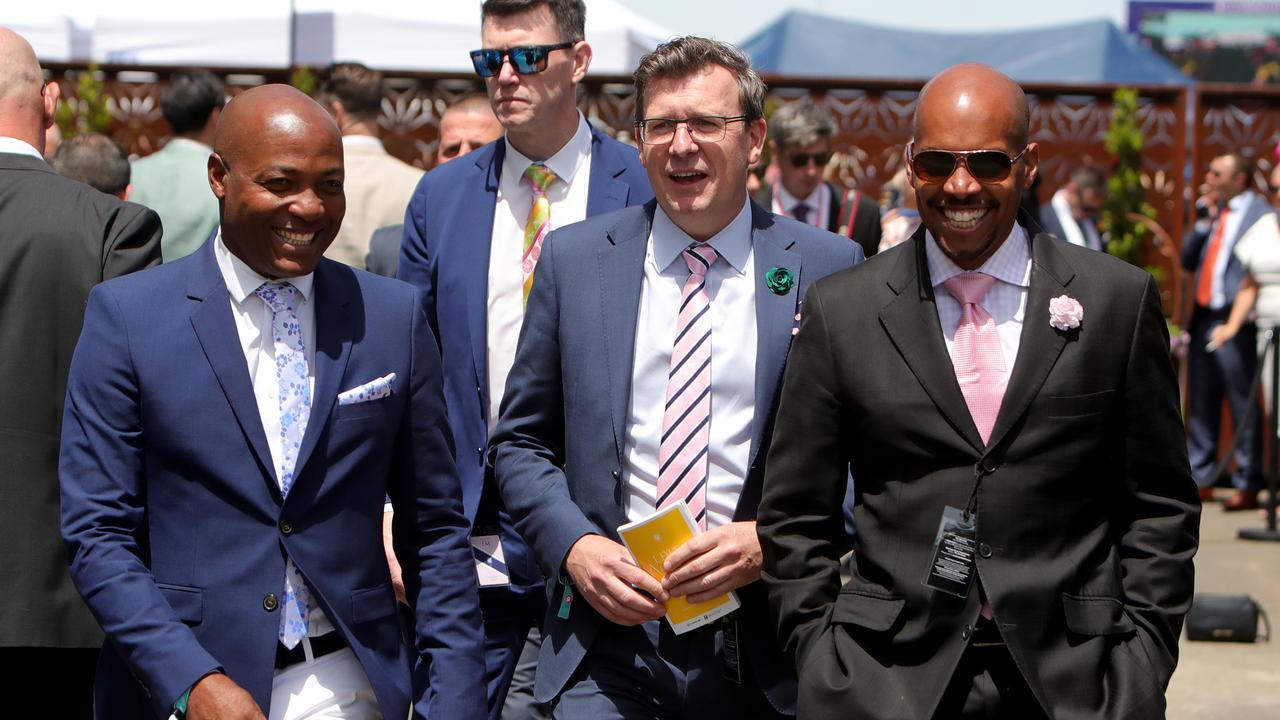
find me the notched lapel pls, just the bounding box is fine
[599,207,653,463]
[879,235,985,451]
[586,131,631,217]
[292,262,356,485]
[986,234,1075,449]
[187,259,278,493]
[467,145,503,409]
[749,212,802,469]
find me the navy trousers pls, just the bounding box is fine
[1186,308,1263,490]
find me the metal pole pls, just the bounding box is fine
[1240,327,1280,541]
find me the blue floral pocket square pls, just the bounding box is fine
[338,372,396,406]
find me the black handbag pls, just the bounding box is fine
[1185,593,1270,643]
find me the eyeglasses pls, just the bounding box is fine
[788,151,831,169]
[634,115,749,145]
[469,42,574,78]
[907,142,1029,183]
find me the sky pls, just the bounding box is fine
[626,0,1130,44]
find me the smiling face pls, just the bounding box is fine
[480,4,588,155]
[209,86,345,279]
[908,65,1037,270]
[639,64,765,241]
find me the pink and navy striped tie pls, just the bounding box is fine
[658,243,719,529]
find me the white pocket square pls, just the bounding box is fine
[338,373,396,406]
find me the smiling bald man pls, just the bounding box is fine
[59,84,485,720]
[758,64,1199,719]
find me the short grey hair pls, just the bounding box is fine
[52,133,130,196]
[633,36,766,125]
[769,101,834,150]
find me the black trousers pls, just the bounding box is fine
[932,623,1047,720]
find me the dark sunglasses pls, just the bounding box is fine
[470,42,574,78]
[788,151,831,169]
[908,142,1029,183]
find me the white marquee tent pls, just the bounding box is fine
[4,1,672,74]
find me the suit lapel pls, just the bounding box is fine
[292,261,355,482]
[879,232,985,452]
[749,206,802,470]
[986,233,1074,449]
[585,128,633,218]
[186,243,278,491]
[467,144,502,412]
[599,204,655,463]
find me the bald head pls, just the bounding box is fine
[213,84,340,166]
[915,63,1029,148]
[0,27,59,152]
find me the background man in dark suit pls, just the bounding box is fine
[758,64,1199,719]
[755,100,881,257]
[1037,164,1107,252]
[60,85,484,720]
[396,1,652,715]
[492,37,861,718]
[1181,152,1273,511]
[0,27,162,719]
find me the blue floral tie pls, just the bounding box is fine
[255,281,312,649]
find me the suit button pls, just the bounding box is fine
[612,469,621,480]
[982,460,998,473]
[961,624,972,640]
[279,520,294,535]
[263,594,279,612]
[978,543,992,558]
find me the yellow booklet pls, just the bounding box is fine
[617,501,740,634]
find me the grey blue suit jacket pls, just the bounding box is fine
[490,200,862,712]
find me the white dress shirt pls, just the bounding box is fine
[926,224,1033,372]
[1205,190,1261,310]
[1049,189,1102,251]
[0,136,44,160]
[213,233,333,637]
[624,200,757,529]
[772,180,828,229]
[486,113,594,430]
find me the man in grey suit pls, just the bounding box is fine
[491,37,861,718]
[0,27,162,718]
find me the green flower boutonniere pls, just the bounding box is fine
[765,266,795,295]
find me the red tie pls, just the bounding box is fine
[1196,207,1231,308]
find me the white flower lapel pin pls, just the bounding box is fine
[1048,295,1083,332]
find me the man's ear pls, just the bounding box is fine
[570,41,592,84]
[208,152,229,199]
[1021,141,1040,187]
[41,81,60,131]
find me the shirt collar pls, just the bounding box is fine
[652,198,753,275]
[214,228,314,305]
[165,137,212,153]
[0,136,44,161]
[502,112,592,189]
[925,222,1032,289]
[774,180,823,213]
[1227,189,1257,214]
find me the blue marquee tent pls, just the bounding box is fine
[740,12,1191,85]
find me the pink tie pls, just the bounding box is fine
[657,244,719,530]
[943,273,1008,445]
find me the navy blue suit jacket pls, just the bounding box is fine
[397,128,652,590]
[59,241,486,719]
[490,201,863,712]
[1181,192,1276,309]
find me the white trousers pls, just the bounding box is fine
[269,641,381,720]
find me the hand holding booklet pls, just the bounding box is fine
[617,501,740,634]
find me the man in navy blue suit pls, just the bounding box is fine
[60,85,485,720]
[491,37,861,718]
[396,1,652,715]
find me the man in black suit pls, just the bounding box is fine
[1037,165,1106,252]
[758,63,1199,719]
[755,100,882,257]
[0,27,162,718]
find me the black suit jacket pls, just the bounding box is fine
[758,227,1199,719]
[755,181,882,257]
[0,151,162,647]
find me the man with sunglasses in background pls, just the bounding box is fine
[756,101,882,258]
[491,37,860,719]
[759,63,1198,719]
[396,1,651,717]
